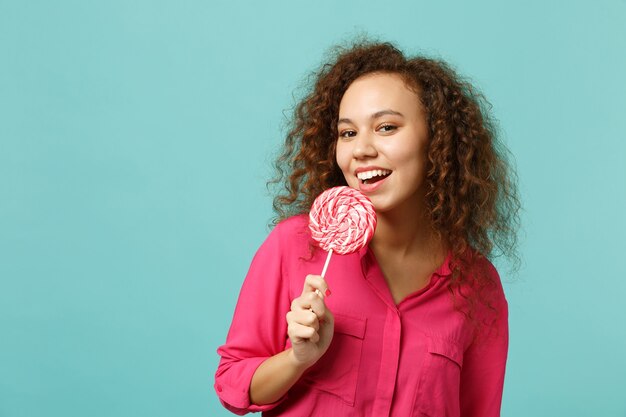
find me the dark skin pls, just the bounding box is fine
[369,199,449,305]
[251,72,450,405]
[335,73,449,304]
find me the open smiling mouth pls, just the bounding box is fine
[357,169,392,185]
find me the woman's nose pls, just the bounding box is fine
[352,132,377,159]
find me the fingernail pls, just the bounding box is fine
[325,289,332,297]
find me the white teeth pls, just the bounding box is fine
[356,169,391,181]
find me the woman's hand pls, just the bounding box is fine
[286,274,334,369]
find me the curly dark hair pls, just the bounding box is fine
[269,39,521,331]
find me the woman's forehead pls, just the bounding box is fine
[339,73,423,117]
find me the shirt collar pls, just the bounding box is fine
[359,246,454,278]
[435,250,453,277]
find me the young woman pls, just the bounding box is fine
[215,40,521,416]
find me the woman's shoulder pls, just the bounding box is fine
[458,247,507,304]
[262,214,312,251]
[455,248,508,340]
[459,246,501,281]
[271,214,311,239]
[273,213,309,231]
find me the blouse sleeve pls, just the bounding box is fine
[214,223,292,415]
[459,263,509,417]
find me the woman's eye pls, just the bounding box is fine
[339,130,356,138]
[378,124,397,133]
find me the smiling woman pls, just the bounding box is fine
[336,73,430,212]
[214,39,521,416]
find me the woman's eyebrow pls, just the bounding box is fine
[372,109,404,119]
[338,109,404,125]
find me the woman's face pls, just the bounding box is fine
[335,72,430,214]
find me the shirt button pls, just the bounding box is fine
[216,385,223,392]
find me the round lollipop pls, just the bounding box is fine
[309,186,377,277]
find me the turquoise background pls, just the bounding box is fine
[1,0,625,416]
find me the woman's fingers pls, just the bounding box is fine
[302,275,331,299]
[286,309,319,331]
[299,274,330,319]
[288,321,320,344]
[290,291,326,320]
[286,274,333,347]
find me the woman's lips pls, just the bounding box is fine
[358,173,390,193]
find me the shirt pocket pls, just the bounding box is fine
[413,336,464,416]
[302,313,366,406]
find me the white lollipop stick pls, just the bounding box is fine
[314,250,332,299]
[320,249,333,278]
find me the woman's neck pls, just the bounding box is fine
[370,196,446,260]
[369,196,449,300]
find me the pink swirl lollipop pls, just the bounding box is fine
[309,186,377,277]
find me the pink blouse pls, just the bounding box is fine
[215,215,508,416]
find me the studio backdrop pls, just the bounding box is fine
[1,1,625,416]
